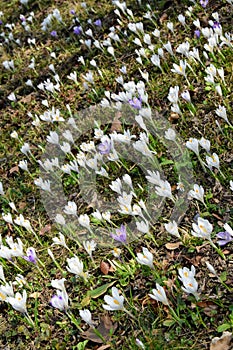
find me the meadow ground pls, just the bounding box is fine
[0,0,232,349]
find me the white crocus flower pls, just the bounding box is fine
[103,287,124,311]
[0,245,12,260]
[110,178,122,195]
[52,232,69,249]
[163,41,173,55]
[164,128,176,141]
[205,262,217,276]
[167,86,179,104]
[224,223,233,237]
[64,201,77,216]
[206,153,220,170]
[230,181,233,191]
[18,160,29,172]
[136,247,154,268]
[149,283,169,305]
[6,236,24,257]
[79,309,95,326]
[164,220,180,238]
[189,184,205,203]
[178,266,199,299]
[199,137,210,152]
[47,131,59,145]
[146,170,161,185]
[67,71,78,84]
[191,217,213,240]
[215,105,229,123]
[0,264,6,282]
[102,211,111,222]
[186,138,199,155]
[78,214,90,230]
[136,220,149,233]
[133,140,153,158]
[7,290,28,313]
[155,180,173,200]
[2,212,13,224]
[55,214,66,226]
[171,60,187,76]
[51,278,66,292]
[122,174,133,190]
[66,256,88,280]
[83,240,97,258]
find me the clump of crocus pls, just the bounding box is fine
[178,265,199,300]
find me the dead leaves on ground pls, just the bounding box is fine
[210,332,232,350]
[81,315,117,344]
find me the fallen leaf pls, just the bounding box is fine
[169,113,180,122]
[197,301,218,317]
[210,331,232,350]
[100,261,110,275]
[18,202,27,210]
[165,242,180,250]
[39,224,51,236]
[19,93,33,104]
[81,315,117,343]
[160,13,168,23]
[9,165,19,174]
[110,112,122,132]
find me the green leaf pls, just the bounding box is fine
[77,340,89,350]
[217,323,231,332]
[87,281,116,298]
[160,159,174,166]
[163,319,175,327]
[220,271,227,282]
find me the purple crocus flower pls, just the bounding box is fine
[200,0,208,8]
[98,140,111,155]
[94,19,102,27]
[73,25,82,35]
[216,231,233,246]
[111,224,127,244]
[70,9,76,15]
[128,96,142,110]
[50,290,69,311]
[213,21,221,29]
[50,30,57,38]
[194,30,200,38]
[23,247,37,264]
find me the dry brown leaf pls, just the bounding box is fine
[39,224,51,236]
[19,93,34,104]
[81,315,117,343]
[165,242,180,250]
[18,202,27,210]
[197,301,218,317]
[100,261,110,275]
[9,165,19,174]
[110,112,122,132]
[210,331,232,350]
[169,113,180,122]
[159,13,168,23]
